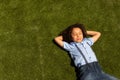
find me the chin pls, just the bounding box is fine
[75,40,82,43]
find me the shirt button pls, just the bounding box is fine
[89,57,91,60]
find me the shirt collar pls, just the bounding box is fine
[71,40,84,45]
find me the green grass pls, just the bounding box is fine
[0,0,120,80]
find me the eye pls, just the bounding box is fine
[79,32,82,35]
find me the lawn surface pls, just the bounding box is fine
[0,0,120,80]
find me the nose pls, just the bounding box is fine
[77,34,80,37]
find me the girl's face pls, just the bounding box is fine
[71,28,83,43]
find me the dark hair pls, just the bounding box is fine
[59,23,88,43]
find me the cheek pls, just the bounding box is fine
[72,36,77,40]
[81,35,83,38]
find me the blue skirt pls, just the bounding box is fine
[76,62,118,80]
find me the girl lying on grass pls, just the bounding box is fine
[54,23,119,80]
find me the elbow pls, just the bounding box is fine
[54,37,61,42]
[98,32,101,36]
[97,32,101,38]
[54,37,58,42]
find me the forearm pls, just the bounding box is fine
[87,31,101,36]
[55,35,63,41]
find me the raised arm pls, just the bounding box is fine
[54,35,64,47]
[87,31,101,43]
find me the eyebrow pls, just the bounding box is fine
[72,31,82,34]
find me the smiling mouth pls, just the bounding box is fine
[77,39,81,40]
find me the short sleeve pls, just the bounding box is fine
[63,41,74,51]
[85,38,94,46]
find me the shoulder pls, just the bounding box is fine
[63,41,76,51]
[83,38,94,46]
